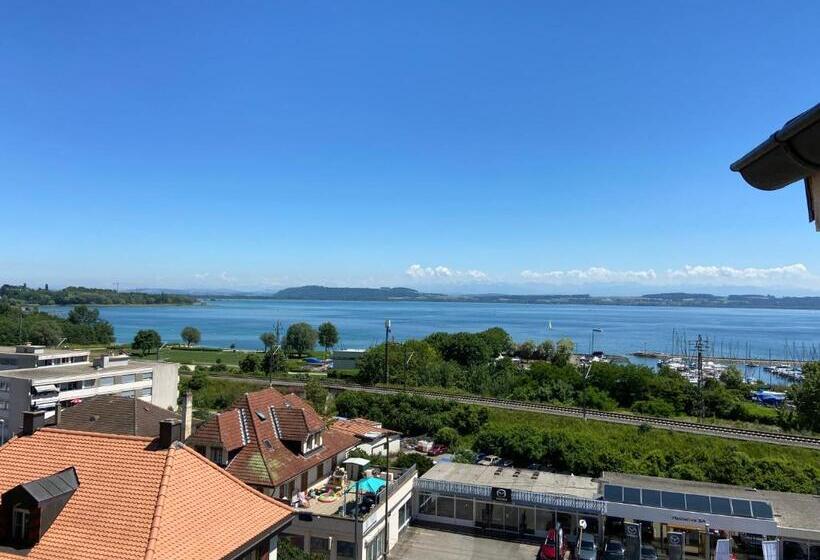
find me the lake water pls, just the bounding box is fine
[44,299,820,369]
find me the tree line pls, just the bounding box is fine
[334,391,820,495]
[0,302,114,346]
[346,326,818,431]
[0,283,195,305]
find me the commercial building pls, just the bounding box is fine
[0,346,178,438]
[0,345,89,370]
[0,413,293,559]
[414,463,820,560]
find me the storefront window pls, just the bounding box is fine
[578,515,598,536]
[455,499,473,521]
[557,512,573,534]
[437,496,455,518]
[536,509,554,534]
[491,504,505,530]
[504,506,518,532]
[519,508,536,535]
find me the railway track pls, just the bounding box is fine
[215,375,820,449]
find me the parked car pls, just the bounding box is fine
[640,544,658,560]
[500,459,514,468]
[575,533,597,560]
[527,463,545,471]
[603,539,626,560]
[477,454,502,466]
[428,444,447,456]
[539,528,566,560]
[475,452,487,463]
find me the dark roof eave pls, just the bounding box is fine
[730,103,820,190]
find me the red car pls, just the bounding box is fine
[539,528,567,560]
[428,444,448,456]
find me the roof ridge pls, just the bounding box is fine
[177,444,294,513]
[37,427,156,443]
[144,445,176,560]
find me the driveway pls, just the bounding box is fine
[391,526,539,560]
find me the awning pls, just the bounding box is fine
[33,384,59,394]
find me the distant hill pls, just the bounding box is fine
[0,284,196,306]
[272,285,430,300]
[247,286,820,310]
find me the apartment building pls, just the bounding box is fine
[0,345,178,437]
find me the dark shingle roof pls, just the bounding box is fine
[56,395,178,437]
[19,466,79,503]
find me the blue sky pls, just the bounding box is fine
[1,1,819,295]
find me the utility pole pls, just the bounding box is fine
[383,435,390,559]
[384,320,391,385]
[690,335,709,424]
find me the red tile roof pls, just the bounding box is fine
[187,388,359,489]
[332,417,396,438]
[0,428,293,560]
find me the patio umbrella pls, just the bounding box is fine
[347,477,386,494]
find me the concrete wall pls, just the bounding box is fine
[150,362,180,411]
[0,377,31,436]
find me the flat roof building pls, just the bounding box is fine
[0,352,179,439]
[415,463,819,560]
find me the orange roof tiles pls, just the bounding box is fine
[187,388,359,489]
[332,418,395,438]
[0,428,293,560]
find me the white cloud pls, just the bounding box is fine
[520,263,817,289]
[521,267,657,283]
[405,264,488,281]
[666,264,810,283]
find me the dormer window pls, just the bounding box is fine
[11,505,29,540]
[1,466,79,549]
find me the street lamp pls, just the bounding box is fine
[384,320,391,385]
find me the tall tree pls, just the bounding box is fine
[262,349,288,375]
[259,331,277,351]
[132,329,161,357]
[285,322,318,356]
[317,322,339,356]
[792,362,820,432]
[305,378,328,414]
[67,305,99,325]
[180,326,201,347]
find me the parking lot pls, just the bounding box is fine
[391,526,539,560]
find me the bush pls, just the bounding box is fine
[631,399,676,418]
[239,353,260,374]
[435,426,459,447]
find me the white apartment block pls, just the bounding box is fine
[0,344,178,437]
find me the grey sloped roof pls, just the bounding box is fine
[731,103,820,190]
[19,466,79,503]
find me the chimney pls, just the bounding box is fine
[158,418,183,449]
[55,403,62,426]
[22,411,45,436]
[181,391,193,440]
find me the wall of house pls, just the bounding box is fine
[0,377,31,436]
[149,362,180,411]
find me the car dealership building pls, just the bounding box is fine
[413,463,820,560]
